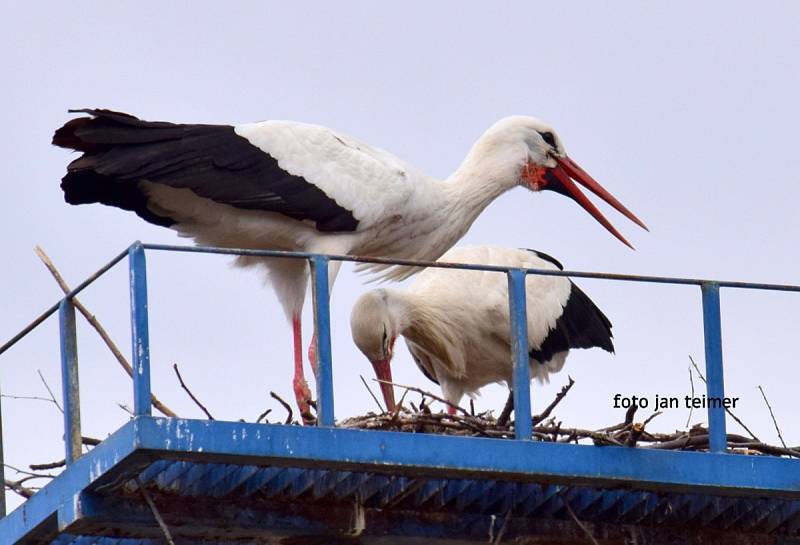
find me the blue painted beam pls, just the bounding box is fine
[134,417,800,497]
[508,269,532,440]
[701,283,727,452]
[128,243,152,417]
[310,255,334,426]
[0,420,138,545]
[58,300,81,465]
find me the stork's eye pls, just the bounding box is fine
[381,325,388,351]
[539,131,556,148]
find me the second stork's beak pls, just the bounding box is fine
[372,359,396,412]
[526,155,648,248]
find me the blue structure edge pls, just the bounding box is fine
[3,416,800,544]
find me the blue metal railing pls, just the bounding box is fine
[2,240,800,486]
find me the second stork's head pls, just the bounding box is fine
[350,290,401,412]
[458,116,648,248]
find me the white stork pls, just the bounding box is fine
[53,109,644,421]
[350,245,614,414]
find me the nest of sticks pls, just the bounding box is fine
[339,377,800,458]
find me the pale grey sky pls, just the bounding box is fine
[2,1,799,511]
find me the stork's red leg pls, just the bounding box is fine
[291,315,314,424]
[446,405,457,415]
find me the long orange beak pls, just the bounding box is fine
[530,156,648,249]
[372,359,396,412]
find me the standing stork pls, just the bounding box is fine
[350,245,614,414]
[53,109,645,421]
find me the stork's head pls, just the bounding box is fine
[476,116,648,248]
[350,290,400,412]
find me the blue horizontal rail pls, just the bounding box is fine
[1,240,800,520]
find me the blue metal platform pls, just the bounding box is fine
[2,242,800,544]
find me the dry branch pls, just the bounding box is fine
[689,355,759,441]
[270,391,294,425]
[173,364,214,420]
[758,385,787,449]
[374,378,469,416]
[34,246,176,417]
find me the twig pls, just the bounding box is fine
[270,391,294,425]
[624,402,638,426]
[136,478,176,545]
[30,460,65,471]
[374,379,468,416]
[559,489,600,545]
[643,411,663,426]
[4,479,35,499]
[3,464,57,480]
[686,366,695,427]
[689,355,759,441]
[172,364,214,420]
[392,388,410,418]
[625,423,645,447]
[256,408,272,424]
[34,246,177,418]
[758,385,787,448]
[533,376,575,424]
[1,394,61,404]
[497,391,514,427]
[360,374,385,413]
[28,437,102,471]
[36,370,62,413]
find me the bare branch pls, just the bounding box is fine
[172,364,214,420]
[559,490,600,545]
[689,355,759,441]
[1,394,60,404]
[4,479,35,499]
[496,391,514,427]
[270,391,294,425]
[255,408,272,424]
[374,378,469,416]
[34,245,176,417]
[533,376,575,424]
[758,385,787,448]
[136,478,176,545]
[359,374,385,413]
[36,369,62,413]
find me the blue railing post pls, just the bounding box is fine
[129,243,152,417]
[508,269,532,440]
[59,299,82,464]
[701,282,727,452]
[311,256,335,426]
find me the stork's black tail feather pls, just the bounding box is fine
[529,283,615,364]
[53,109,186,226]
[52,109,360,232]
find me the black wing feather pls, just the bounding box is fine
[530,283,614,363]
[520,249,613,363]
[53,109,358,232]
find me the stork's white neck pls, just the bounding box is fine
[441,133,525,232]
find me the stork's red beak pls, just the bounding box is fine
[525,156,648,249]
[372,359,396,412]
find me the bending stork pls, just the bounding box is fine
[53,109,645,421]
[350,246,615,414]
